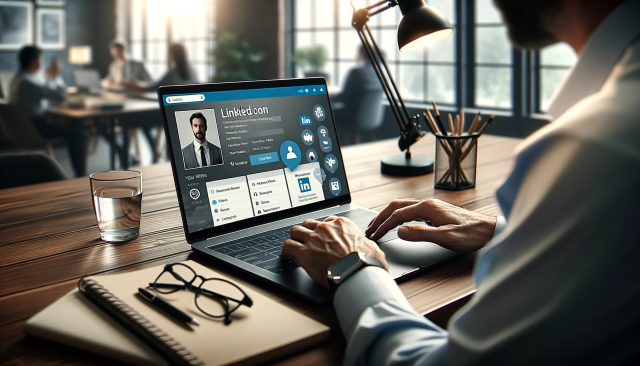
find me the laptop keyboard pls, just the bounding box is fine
[206,208,397,274]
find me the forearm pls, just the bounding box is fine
[334,267,449,366]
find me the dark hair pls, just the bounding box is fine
[18,46,42,70]
[189,112,207,128]
[109,38,127,53]
[169,44,191,80]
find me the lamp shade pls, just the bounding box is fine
[68,46,92,65]
[397,0,453,52]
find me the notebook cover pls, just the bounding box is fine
[24,288,167,366]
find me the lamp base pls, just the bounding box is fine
[381,154,434,176]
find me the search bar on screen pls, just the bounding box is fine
[165,94,205,104]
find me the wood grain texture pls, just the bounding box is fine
[0,135,520,365]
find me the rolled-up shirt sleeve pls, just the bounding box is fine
[334,267,449,366]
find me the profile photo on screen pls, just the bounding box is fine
[175,109,223,170]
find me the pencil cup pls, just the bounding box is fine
[434,135,478,190]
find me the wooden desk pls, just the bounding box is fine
[0,135,520,365]
[47,98,161,176]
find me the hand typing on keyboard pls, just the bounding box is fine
[280,216,389,288]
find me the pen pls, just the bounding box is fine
[138,287,200,326]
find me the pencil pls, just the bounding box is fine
[447,114,454,136]
[459,112,464,135]
[475,114,496,137]
[468,112,481,134]
[455,115,461,136]
[431,100,448,136]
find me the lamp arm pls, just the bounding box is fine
[352,4,427,152]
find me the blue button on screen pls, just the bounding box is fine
[249,152,280,166]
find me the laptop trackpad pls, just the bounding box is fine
[380,238,457,279]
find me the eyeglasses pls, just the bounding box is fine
[150,263,253,325]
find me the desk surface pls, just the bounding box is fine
[48,98,158,119]
[0,135,520,365]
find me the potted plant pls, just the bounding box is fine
[292,45,329,80]
[210,32,265,82]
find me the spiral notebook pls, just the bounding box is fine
[25,261,329,365]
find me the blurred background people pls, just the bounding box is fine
[9,46,65,124]
[8,45,80,171]
[331,46,384,146]
[102,39,151,89]
[121,43,197,92]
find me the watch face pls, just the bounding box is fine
[328,252,364,280]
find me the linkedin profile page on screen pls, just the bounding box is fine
[162,86,349,234]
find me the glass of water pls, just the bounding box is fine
[90,170,143,243]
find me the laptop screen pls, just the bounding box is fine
[160,79,350,238]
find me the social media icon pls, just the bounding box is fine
[313,104,326,121]
[299,114,312,125]
[211,200,218,205]
[217,219,220,222]
[313,88,316,92]
[258,210,262,214]
[305,89,309,92]
[324,153,339,173]
[301,129,314,146]
[329,178,342,195]
[189,188,200,200]
[298,177,312,193]
[320,87,323,91]
[280,140,301,171]
[210,189,215,194]
[306,148,318,163]
[317,125,328,138]
[313,167,325,183]
[166,97,171,103]
[214,209,218,213]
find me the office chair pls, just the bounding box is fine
[0,104,57,158]
[0,153,67,189]
[333,88,385,145]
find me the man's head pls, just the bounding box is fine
[190,112,207,143]
[18,46,42,73]
[493,0,625,52]
[109,39,127,62]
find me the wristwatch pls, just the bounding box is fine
[327,252,385,292]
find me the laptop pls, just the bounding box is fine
[158,78,457,304]
[73,68,102,92]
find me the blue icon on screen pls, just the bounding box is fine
[300,115,312,125]
[280,140,302,172]
[211,200,218,205]
[298,177,312,193]
[210,189,214,194]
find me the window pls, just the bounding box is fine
[537,43,576,112]
[289,0,578,128]
[291,0,457,106]
[118,0,215,83]
[474,0,511,109]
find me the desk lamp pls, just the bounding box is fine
[351,0,453,176]
[69,46,92,68]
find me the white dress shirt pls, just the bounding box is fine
[193,139,210,167]
[334,0,640,364]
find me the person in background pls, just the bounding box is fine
[121,43,197,92]
[9,46,80,172]
[280,0,640,364]
[9,46,65,124]
[331,45,384,145]
[102,39,151,88]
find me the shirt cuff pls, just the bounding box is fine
[493,215,507,237]
[333,266,415,339]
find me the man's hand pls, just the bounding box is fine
[45,57,61,79]
[365,199,497,253]
[280,217,388,288]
